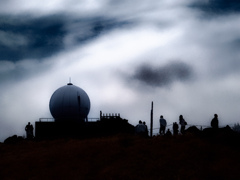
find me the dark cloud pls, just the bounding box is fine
[131,61,194,88]
[191,0,240,15]
[232,38,240,48]
[0,15,66,61]
[68,17,132,45]
[0,15,132,61]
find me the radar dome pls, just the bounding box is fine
[49,83,91,122]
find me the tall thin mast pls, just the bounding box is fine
[150,101,153,137]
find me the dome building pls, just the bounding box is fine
[49,83,90,122]
[35,82,135,139]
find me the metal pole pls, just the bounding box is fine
[150,101,153,137]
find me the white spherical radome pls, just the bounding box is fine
[49,83,90,122]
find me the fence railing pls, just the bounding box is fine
[150,124,234,136]
[38,117,99,122]
[100,111,121,120]
[39,118,54,122]
[87,118,99,122]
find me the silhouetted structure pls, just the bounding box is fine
[35,113,134,139]
[36,83,136,139]
[49,83,91,123]
[211,114,219,129]
[150,101,153,137]
[173,122,179,135]
[179,115,187,134]
[159,115,167,135]
[25,122,34,139]
[100,111,120,120]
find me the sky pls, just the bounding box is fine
[0,0,240,141]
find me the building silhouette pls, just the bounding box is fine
[35,83,134,139]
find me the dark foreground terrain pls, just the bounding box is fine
[1,134,240,180]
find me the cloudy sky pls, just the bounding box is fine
[1,0,240,141]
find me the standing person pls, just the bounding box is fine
[179,115,187,134]
[211,114,219,129]
[25,122,34,139]
[173,122,179,136]
[143,121,149,137]
[159,115,167,135]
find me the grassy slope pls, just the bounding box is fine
[0,135,240,180]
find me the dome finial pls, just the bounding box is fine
[67,77,73,85]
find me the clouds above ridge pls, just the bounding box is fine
[0,15,66,61]
[0,15,134,61]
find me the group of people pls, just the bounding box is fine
[135,120,148,137]
[136,113,219,137]
[159,115,187,136]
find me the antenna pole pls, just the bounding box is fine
[150,101,153,137]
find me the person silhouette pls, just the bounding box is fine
[25,122,34,139]
[159,115,167,135]
[179,115,187,134]
[211,114,219,129]
[165,128,172,137]
[173,122,179,136]
[143,121,149,137]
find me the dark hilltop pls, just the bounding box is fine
[1,120,240,180]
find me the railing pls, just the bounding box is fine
[37,117,236,137]
[150,124,233,136]
[38,117,99,122]
[151,124,209,135]
[38,111,121,123]
[39,118,55,122]
[87,118,99,122]
[100,111,121,120]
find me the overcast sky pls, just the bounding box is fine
[0,0,240,141]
